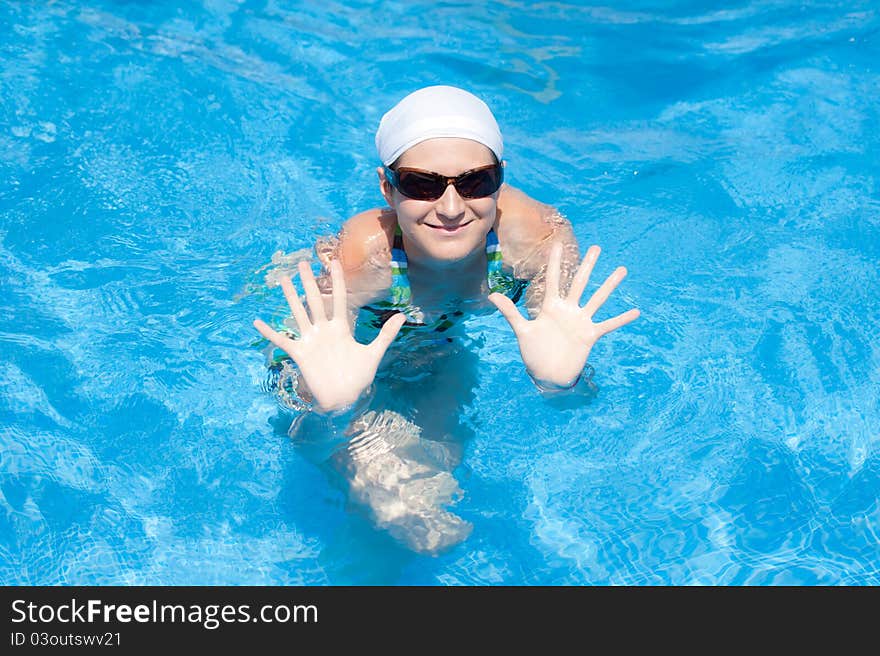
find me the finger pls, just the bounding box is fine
[567,245,600,305]
[298,260,326,323]
[488,292,528,335]
[369,312,407,354]
[329,259,347,322]
[252,318,300,358]
[279,276,310,331]
[584,266,627,318]
[595,308,641,336]
[543,241,562,307]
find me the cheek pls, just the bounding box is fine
[396,198,433,223]
[468,198,498,220]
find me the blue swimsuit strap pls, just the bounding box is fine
[388,223,412,305]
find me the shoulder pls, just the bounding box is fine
[495,184,573,262]
[337,207,395,272]
[316,207,396,303]
[496,184,556,228]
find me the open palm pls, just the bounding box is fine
[254,259,406,413]
[489,242,640,389]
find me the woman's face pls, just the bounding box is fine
[377,137,500,267]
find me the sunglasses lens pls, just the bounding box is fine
[397,170,446,200]
[455,167,502,198]
[391,164,503,200]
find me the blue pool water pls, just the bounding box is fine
[2,0,879,584]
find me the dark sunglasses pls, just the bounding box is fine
[384,162,504,201]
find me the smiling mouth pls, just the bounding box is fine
[426,220,472,232]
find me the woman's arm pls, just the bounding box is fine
[255,210,404,414]
[312,208,396,330]
[491,185,639,391]
[495,185,581,317]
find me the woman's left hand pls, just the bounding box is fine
[488,242,640,389]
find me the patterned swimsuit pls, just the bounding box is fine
[356,223,528,336]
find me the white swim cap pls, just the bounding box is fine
[375,85,503,166]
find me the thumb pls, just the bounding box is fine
[488,292,528,334]
[369,312,407,354]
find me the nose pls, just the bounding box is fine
[435,182,466,223]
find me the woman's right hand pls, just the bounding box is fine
[253,259,406,414]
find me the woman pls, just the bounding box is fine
[254,85,640,414]
[254,86,640,553]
